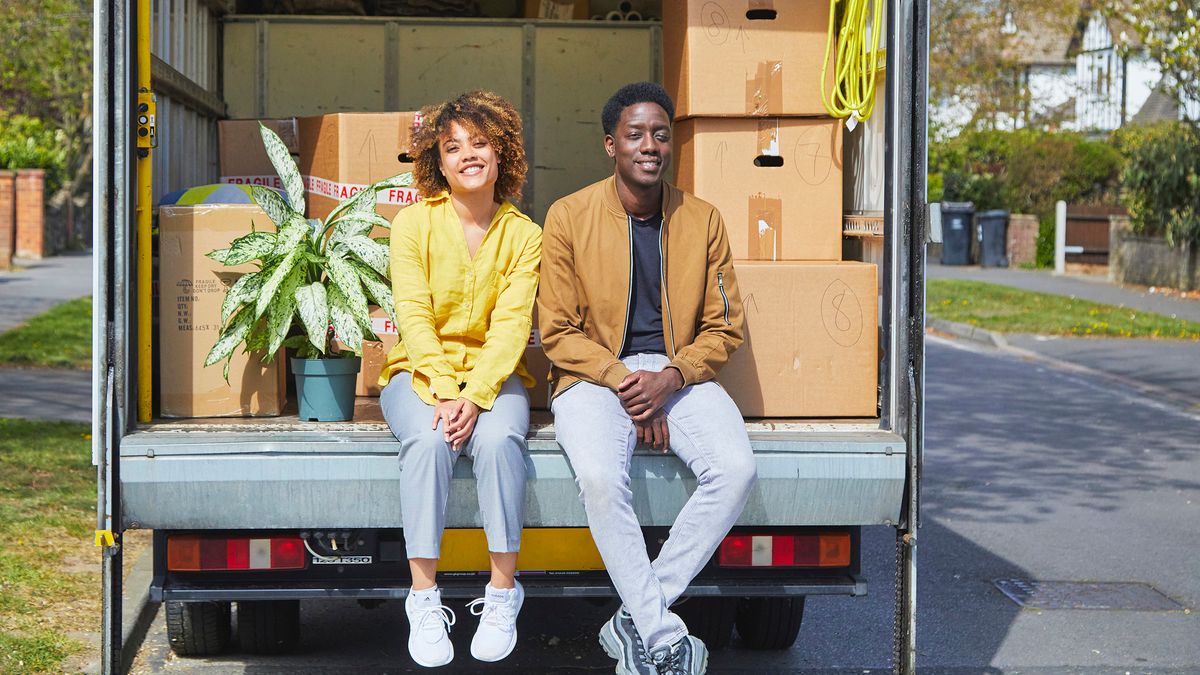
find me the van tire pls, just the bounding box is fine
[237,600,301,654]
[166,601,231,656]
[735,596,805,649]
[674,597,737,650]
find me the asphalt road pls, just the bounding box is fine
[128,336,1200,673]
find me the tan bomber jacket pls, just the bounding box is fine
[537,175,744,400]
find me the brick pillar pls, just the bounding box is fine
[0,171,14,270]
[14,169,46,259]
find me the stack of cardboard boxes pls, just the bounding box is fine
[665,1,878,418]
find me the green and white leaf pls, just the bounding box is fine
[223,232,277,266]
[294,281,330,353]
[265,264,305,355]
[327,253,370,321]
[254,248,302,319]
[221,271,262,324]
[204,307,256,368]
[250,186,294,228]
[259,123,305,215]
[273,213,310,255]
[338,235,390,277]
[330,212,391,243]
[352,260,395,322]
[328,284,363,353]
[206,248,231,264]
[373,236,390,248]
[370,172,414,190]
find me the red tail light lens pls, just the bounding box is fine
[717,532,851,568]
[167,535,307,571]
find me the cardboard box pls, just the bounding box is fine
[297,112,422,223]
[674,117,843,261]
[357,307,554,411]
[524,0,589,19]
[158,204,287,418]
[663,0,834,118]
[218,119,299,190]
[718,261,878,417]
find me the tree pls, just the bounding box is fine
[0,0,92,245]
[1099,0,1200,124]
[929,0,1078,135]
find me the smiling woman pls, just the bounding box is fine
[376,90,542,668]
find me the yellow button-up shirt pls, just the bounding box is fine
[380,192,542,410]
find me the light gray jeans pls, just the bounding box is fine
[552,353,757,651]
[380,371,529,559]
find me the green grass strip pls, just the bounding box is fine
[0,296,92,369]
[927,280,1200,339]
[0,418,95,673]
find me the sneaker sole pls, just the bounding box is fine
[600,621,644,674]
[470,629,517,663]
[408,640,453,669]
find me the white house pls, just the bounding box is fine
[1073,8,1166,131]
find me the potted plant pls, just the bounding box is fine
[204,123,412,421]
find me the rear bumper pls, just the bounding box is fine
[120,425,905,529]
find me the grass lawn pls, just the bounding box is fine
[927,280,1200,339]
[0,418,97,672]
[0,297,92,369]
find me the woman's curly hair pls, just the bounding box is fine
[410,90,528,203]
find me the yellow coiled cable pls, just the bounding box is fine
[821,0,885,124]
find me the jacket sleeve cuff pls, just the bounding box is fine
[600,361,634,391]
[430,376,460,401]
[668,358,701,387]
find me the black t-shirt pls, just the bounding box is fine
[620,212,667,357]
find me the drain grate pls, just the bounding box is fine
[993,579,1183,610]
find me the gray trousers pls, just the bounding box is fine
[552,353,757,651]
[381,371,529,559]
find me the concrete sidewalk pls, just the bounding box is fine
[928,262,1200,323]
[0,252,94,332]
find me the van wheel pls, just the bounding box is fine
[237,600,301,654]
[735,596,804,650]
[674,597,737,650]
[166,601,231,656]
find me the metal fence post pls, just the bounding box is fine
[1054,200,1067,275]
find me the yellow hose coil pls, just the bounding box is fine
[821,0,886,123]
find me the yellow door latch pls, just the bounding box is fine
[95,530,117,548]
[137,91,157,150]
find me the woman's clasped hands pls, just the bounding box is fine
[432,397,481,451]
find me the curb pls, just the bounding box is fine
[122,547,159,673]
[926,318,1008,349]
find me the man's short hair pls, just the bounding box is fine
[601,82,676,136]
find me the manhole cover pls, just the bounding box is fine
[993,579,1183,610]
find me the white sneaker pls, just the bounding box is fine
[405,586,456,668]
[466,580,524,662]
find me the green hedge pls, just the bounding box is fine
[1113,121,1200,247]
[0,112,67,194]
[929,129,1125,267]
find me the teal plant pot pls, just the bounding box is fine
[291,356,361,422]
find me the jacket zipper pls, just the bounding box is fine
[616,215,635,357]
[658,207,676,358]
[717,271,731,325]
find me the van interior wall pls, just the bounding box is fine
[221,16,659,222]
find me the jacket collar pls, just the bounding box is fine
[601,175,677,219]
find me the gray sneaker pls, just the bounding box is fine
[649,634,708,675]
[598,607,655,675]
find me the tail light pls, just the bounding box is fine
[717,531,851,568]
[167,535,307,571]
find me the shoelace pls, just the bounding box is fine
[413,603,456,644]
[650,643,685,675]
[467,596,515,630]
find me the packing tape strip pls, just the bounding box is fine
[756,119,781,156]
[746,60,783,116]
[303,175,422,206]
[748,193,783,261]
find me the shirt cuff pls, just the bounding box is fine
[600,361,634,391]
[430,375,460,401]
[459,382,497,412]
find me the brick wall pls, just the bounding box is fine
[14,169,45,259]
[0,171,14,270]
[1007,213,1039,267]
